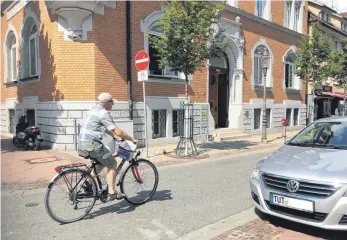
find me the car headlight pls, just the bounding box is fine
[251,168,260,181]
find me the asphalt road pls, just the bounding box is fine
[2,151,270,240]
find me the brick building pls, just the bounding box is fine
[1,0,307,149]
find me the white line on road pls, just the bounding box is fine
[175,208,258,240]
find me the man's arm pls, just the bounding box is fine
[101,111,137,143]
[112,128,137,143]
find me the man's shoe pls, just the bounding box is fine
[107,192,126,201]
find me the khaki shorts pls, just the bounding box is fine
[79,140,115,168]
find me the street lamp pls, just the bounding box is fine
[260,47,270,143]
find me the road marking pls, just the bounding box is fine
[176,208,258,240]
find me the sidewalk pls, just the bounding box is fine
[212,218,323,240]
[1,130,298,190]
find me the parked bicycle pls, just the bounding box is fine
[44,140,159,224]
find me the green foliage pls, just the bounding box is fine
[150,0,228,87]
[295,23,332,89]
[327,38,347,98]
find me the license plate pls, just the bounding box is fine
[37,135,42,139]
[270,193,314,212]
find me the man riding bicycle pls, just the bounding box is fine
[79,92,138,201]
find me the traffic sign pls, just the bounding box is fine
[137,70,148,82]
[135,50,150,71]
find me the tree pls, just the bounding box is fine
[295,23,332,91]
[295,23,332,123]
[327,38,347,115]
[150,0,228,101]
[150,1,228,156]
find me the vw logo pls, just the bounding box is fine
[286,180,300,193]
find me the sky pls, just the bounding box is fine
[320,0,347,13]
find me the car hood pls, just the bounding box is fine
[259,145,347,184]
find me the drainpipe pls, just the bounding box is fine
[126,0,133,119]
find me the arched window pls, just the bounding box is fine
[253,44,272,87]
[22,18,39,78]
[5,31,17,82]
[148,21,178,77]
[283,50,300,90]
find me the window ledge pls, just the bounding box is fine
[285,88,301,93]
[20,75,39,83]
[148,75,187,85]
[253,85,273,91]
[3,81,18,87]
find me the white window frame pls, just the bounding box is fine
[20,12,41,81]
[286,108,293,126]
[283,48,301,91]
[10,37,17,81]
[255,0,271,21]
[284,0,303,33]
[148,22,179,78]
[28,24,38,77]
[342,22,347,32]
[285,60,294,88]
[226,0,238,8]
[285,1,293,28]
[293,1,301,31]
[4,29,18,83]
[251,39,273,89]
[141,11,191,82]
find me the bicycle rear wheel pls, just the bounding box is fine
[120,159,159,205]
[45,169,97,224]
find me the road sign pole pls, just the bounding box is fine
[135,50,150,157]
[143,81,149,157]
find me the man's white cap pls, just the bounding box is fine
[98,92,115,103]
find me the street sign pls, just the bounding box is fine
[135,50,150,71]
[137,70,148,82]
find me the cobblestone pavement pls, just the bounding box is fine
[213,218,287,240]
[213,213,346,240]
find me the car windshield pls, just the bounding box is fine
[288,121,347,149]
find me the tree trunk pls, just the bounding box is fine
[185,74,189,101]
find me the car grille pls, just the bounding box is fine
[339,215,347,225]
[265,201,327,222]
[262,173,337,198]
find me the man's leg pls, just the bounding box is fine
[106,161,117,195]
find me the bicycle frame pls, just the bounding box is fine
[53,147,143,200]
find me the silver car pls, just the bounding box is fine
[250,116,347,231]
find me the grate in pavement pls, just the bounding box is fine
[25,203,39,207]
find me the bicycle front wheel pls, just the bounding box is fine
[120,159,159,205]
[45,169,97,224]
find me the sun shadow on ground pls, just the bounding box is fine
[254,208,346,240]
[198,140,258,152]
[1,137,22,153]
[83,190,173,220]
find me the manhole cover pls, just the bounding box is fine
[25,203,39,207]
[28,157,59,164]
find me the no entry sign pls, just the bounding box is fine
[135,50,150,71]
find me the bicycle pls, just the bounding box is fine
[44,140,159,224]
